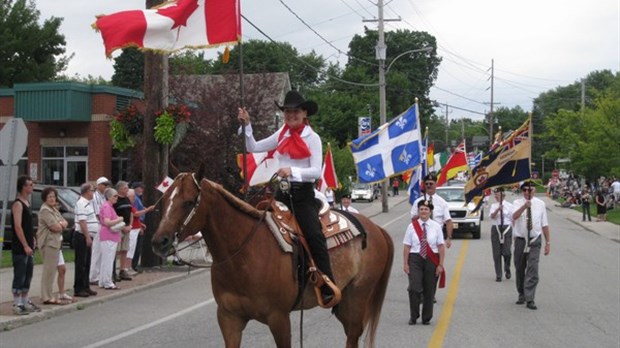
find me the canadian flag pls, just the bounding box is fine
[236,152,280,187]
[318,144,339,193]
[157,176,175,193]
[93,0,241,57]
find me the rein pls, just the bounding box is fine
[172,173,279,268]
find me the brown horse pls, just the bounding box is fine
[152,172,394,348]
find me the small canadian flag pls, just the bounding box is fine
[156,176,174,193]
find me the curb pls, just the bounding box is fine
[0,268,207,331]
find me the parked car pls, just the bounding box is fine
[1,185,79,249]
[435,185,482,239]
[351,183,377,202]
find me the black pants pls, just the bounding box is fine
[73,233,92,292]
[408,253,438,323]
[276,183,334,286]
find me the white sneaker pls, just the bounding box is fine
[24,301,42,313]
[13,304,29,316]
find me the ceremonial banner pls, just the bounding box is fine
[349,104,422,184]
[407,167,422,205]
[93,0,241,57]
[436,141,468,186]
[464,118,532,203]
[236,152,279,186]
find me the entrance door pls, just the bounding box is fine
[66,157,87,188]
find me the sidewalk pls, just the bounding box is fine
[0,257,207,331]
[539,195,620,243]
[0,193,410,331]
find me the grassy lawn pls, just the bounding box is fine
[1,248,75,269]
[556,197,620,225]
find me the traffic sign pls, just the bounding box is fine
[0,118,28,165]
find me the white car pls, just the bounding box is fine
[435,185,482,239]
[351,183,376,202]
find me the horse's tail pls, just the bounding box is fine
[364,226,394,348]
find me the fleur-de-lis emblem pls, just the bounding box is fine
[365,163,376,178]
[396,116,407,129]
[399,149,412,165]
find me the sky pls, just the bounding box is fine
[36,0,620,123]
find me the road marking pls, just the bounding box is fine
[428,240,469,348]
[83,298,216,348]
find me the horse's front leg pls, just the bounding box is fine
[217,307,248,348]
[267,311,292,348]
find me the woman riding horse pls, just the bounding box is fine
[151,171,393,348]
[238,90,336,304]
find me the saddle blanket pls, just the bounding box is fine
[265,205,361,253]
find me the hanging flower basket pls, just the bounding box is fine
[154,104,191,145]
[110,105,144,151]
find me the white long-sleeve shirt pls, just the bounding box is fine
[242,123,322,183]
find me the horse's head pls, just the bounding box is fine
[152,172,205,257]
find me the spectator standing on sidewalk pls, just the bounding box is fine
[37,187,70,305]
[127,189,154,275]
[56,252,72,302]
[581,186,592,222]
[10,175,40,315]
[73,183,99,297]
[392,178,400,196]
[595,189,607,222]
[131,182,146,272]
[90,177,111,285]
[113,181,133,281]
[99,188,124,290]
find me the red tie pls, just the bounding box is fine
[420,222,428,259]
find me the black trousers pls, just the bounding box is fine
[408,253,438,323]
[73,233,92,292]
[276,183,334,285]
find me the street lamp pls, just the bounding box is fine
[377,46,432,212]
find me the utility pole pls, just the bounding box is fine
[363,0,399,213]
[445,103,449,146]
[581,78,586,114]
[489,59,495,143]
[141,0,168,267]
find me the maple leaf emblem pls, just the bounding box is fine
[157,0,199,30]
[162,181,170,187]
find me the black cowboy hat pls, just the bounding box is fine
[275,90,318,116]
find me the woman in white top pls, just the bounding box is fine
[489,187,514,282]
[403,199,445,325]
[238,90,336,306]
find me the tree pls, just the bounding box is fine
[543,72,620,179]
[0,0,70,87]
[111,48,144,91]
[210,39,326,91]
[346,28,441,122]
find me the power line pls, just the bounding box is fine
[432,85,487,105]
[277,0,378,67]
[242,14,380,88]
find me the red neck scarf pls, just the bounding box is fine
[276,124,311,159]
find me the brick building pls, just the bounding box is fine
[0,82,143,187]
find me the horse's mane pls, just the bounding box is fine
[204,179,263,219]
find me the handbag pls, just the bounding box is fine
[111,221,126,232]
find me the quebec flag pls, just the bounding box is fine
[349,104,422,184]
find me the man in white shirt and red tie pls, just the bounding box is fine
[512,181,551,310]
[403,199,445,325]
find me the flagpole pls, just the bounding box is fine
[238,40,248,198]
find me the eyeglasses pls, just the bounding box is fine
[89,189,96,192]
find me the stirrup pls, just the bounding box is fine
[314,274,342,308]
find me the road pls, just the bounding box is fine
[1,196,619,347]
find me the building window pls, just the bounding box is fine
[41,146,88,187]
[111,149,128,183]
